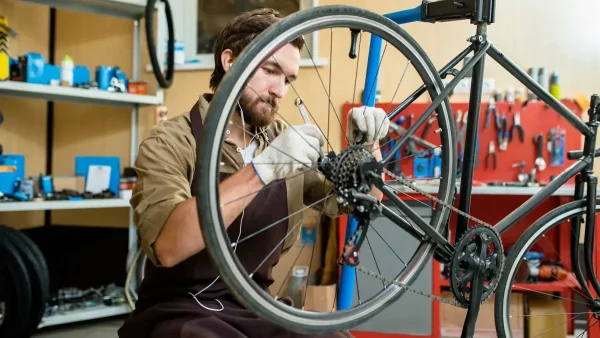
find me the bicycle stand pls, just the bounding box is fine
[460,237,489,338]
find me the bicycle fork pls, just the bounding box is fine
[571,95,600,309]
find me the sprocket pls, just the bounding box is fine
[449,225,504,307]
[330,144,375,193]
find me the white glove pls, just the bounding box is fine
[252,124,324,185]
[346,106,390,146]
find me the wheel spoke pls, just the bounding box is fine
[275,244,306,298]
[245,83,335,152]
[227,120,328,179]
[327,28,334,152]
[531,312,586,338]
[302,233,319,309]
[251,217,304,276]
[577,319,599,338]
[232,193,333,246]
[370,224,407,269]
[511,285,589,306]
[365,235,386,288]
[298,34,348,144]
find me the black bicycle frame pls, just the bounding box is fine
[375,22,600,299]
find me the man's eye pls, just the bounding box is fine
[264,67,276,75]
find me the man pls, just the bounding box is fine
[118,8,390,338]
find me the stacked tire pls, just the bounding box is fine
[0,225,50,337]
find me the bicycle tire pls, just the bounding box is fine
[1,226,50,334]
[0,227,32,338]
[494,199,599,337]
[198,5,456,334]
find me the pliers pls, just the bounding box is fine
[485,98,500,129]
[498,114,508,151]
[509,111,525,143]
[486,141,497,169]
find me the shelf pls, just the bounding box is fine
[0,198,131,212]
[440,274,580,293]
[37,304,131,329]
[388,182,577,197]
[17,0,151,20]
[0,81,162,107]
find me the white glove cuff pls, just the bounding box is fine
[251,159,273,186]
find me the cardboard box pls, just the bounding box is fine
[527,294,567,338]
[440,291,524,338]
[304,284,337,312]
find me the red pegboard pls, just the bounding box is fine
[342,100,583,185]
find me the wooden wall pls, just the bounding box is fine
[0,0,599,229]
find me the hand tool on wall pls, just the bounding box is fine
[421,117,436,138]
[485,98,502,131]
[512,161,528,183]
[485,141,497,170]
[456,110,468,174]
[509,111,525,143]
[388,122,436,150]
[534,133,546,171]
[405,113,416,157]
[498,115,508,151]
[549,127,566,167]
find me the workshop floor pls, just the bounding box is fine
[33,318,125,338]
[31,318,589,338]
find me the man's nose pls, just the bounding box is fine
[269,77,286,99]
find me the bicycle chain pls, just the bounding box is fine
[382,168,494,229]
[346,168,499,308]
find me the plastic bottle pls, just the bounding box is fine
[286,266,308,309]
[549,72,560,100]
[60,55,74,87]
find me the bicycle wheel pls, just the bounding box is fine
[495,199,600,337]
[198,5,456,334]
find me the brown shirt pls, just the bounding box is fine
[130,93,341,266]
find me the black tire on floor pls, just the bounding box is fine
[0,226,32,338]
[1,225,50,335]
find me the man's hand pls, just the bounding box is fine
[252,124,325,185]
[347,106,390,146]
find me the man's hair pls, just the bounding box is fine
[209,8,305,91]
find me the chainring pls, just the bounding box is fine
[449,225,504,307]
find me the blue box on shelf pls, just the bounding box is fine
[0,154,25,195]
[74,156,120,196]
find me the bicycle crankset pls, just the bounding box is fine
[450,225,504,307]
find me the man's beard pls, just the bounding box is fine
[238,91,278,128]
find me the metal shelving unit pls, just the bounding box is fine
[0,80,162,106]
[17,0,150,19]
[0,198,131,212]
[37,304,132,329]
[4,0,165,330]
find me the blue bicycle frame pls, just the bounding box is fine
[338,5,425,311]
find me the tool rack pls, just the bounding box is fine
[338,100,600,337]
[0,0,165,329]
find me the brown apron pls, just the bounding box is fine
[118,101,352,338]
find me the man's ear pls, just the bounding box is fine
[221,49,235,72]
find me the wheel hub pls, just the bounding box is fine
[450,226,504,307]
[590,299,600,319]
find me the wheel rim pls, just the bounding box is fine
[199,5,456,332]
[497,202,600,337]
